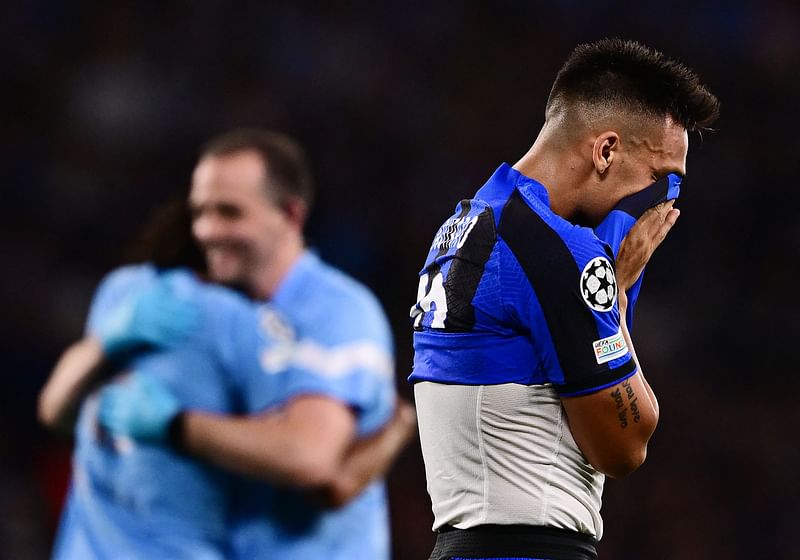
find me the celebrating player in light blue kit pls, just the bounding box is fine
[48,265,263,559]
[40,130,411,559]
[410,40,719,560]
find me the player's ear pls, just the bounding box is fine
[592,131,620,175]
[282,197,309,229]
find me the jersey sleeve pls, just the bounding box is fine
[498,193,636,397]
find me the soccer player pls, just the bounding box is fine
[177,129,400,559]
[42,269,412,559]
[45,268,267,559]
[43,129,405,559]
[409,39,719,560]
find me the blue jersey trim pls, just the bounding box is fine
[556,362,638,397]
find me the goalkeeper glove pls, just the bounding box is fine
[95,273,199,356]
[98,372,182,444]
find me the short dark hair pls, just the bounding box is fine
[546,38,719,132]
[200,128,315,209]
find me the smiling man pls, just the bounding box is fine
[409,39,719,560]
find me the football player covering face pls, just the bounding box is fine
[410,39,718,560]
[595,171,683,327]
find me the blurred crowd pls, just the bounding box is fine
[2,1,799,558]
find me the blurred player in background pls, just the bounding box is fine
[409,39,719,560]
[40,130,414,559]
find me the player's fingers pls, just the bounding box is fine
[633,204,665,237]
[654,208,680,244]
[647,199,675,228]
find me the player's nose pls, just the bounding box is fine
[192,213,227,243]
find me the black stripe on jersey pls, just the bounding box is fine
[428,200,473,293]
[499,190,625,389]
[442,204,496,331]
[413,201,473,332]
[559,355,637,396]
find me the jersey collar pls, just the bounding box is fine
[270,250,318,307]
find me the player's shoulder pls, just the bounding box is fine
[285,253,390,343]
[503,197,608,257]
[166,270,254,317]
[561,222,612,260]
[99,262,157,284]
[95,263,158,296]
[302,253,384,311]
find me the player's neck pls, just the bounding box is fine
[513,138,586,222]
[249,236,305,301]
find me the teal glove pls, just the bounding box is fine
[96,275,199,356]
[99,373,182,443]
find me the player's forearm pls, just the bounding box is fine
[179,412,323,486]
[38,337,106,433]
[617,295,659,420]
[179,399,355,488]
[321,400,417,508]
[563,297,660,479]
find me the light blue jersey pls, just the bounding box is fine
[230,251,396,560]
[53,265,267,560]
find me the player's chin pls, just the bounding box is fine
[206,252,246,284]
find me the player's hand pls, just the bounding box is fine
[393,399,418,446]
[98,373,181,443]
[615,200,680,292]
[96,275,199,356]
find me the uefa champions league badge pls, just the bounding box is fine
[579,256,617,312]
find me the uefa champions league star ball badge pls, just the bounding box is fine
[579,256,617,312]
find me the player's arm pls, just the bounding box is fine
[561,202,678,479]
[177,395,357,487]
[314,399,416,507]
[39,272,199,433]
[100,372,414,503]
[98,372,358,487]
[179,397,416,501]
[561,297,658,479]
[38,336,107,433]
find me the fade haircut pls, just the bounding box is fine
[546,38,719,132]
[200,128,315,210]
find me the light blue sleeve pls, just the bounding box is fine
[85,265,156,336]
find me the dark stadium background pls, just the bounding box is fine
[3,1,799,558]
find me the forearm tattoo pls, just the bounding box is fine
[610,379,641,429]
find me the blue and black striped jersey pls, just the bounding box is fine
[409,163,639,396]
